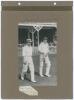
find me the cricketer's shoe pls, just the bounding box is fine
[31,80,37,83]
[45,74,51,77]
[21,77,24,80]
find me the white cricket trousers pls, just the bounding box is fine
[40,55,51,75]
[21,57,35,81]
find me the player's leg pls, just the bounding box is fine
[29,59,36,82]
[21,63,28,80]
[21,57,28,80]
[39,55,44,77]
[45,56,51,77]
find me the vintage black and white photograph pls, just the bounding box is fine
[18,22,57,86]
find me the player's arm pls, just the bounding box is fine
[22,46,28,64]
[44,44,49,56]
[38,44,44,54]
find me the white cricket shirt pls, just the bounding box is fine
[38,42,49,54]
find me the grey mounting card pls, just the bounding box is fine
[1,1,73,99]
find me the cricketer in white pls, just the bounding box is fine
[38,37,51,77]
[21,39,36,83]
